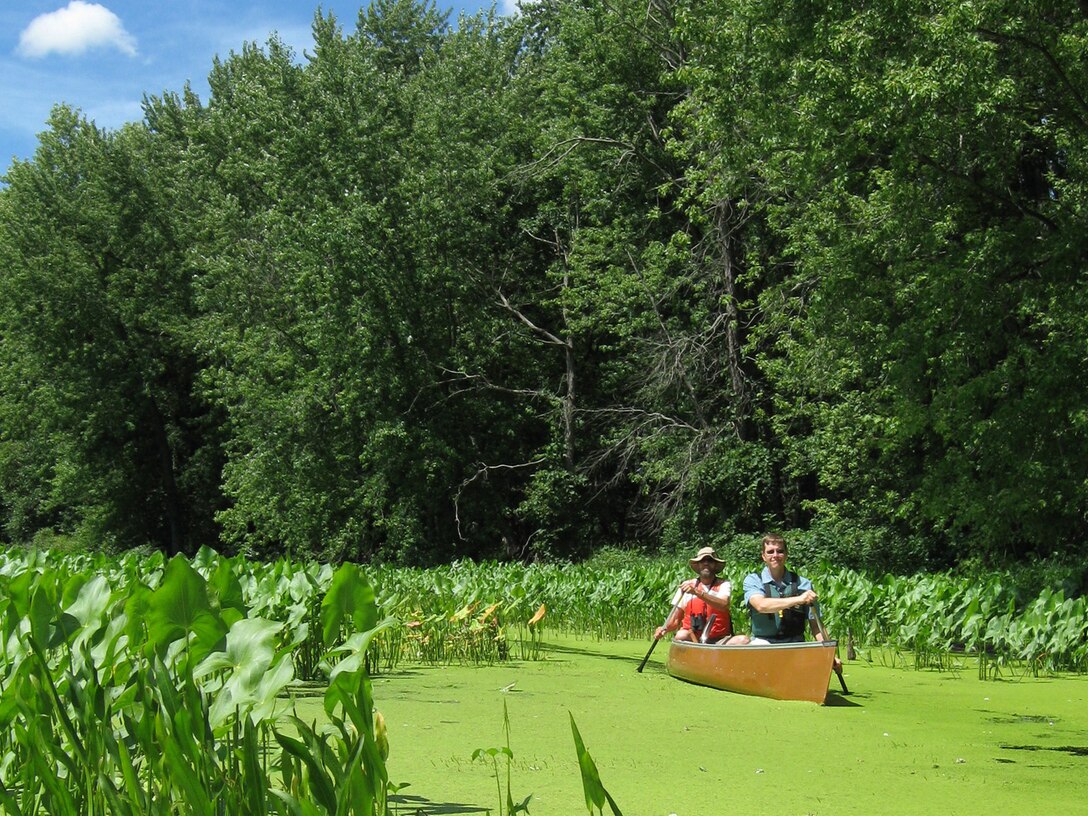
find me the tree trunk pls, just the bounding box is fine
[561,268,576,469]
[149,397,184,556]
[714,202,753,441]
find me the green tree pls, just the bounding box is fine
[676,0,1088,565]
[0,105,224,552]
[358,0,450,74]
[185,10,509,563]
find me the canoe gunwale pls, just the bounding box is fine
[670,640,838,652]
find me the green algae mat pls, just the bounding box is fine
[297,635,1088,815]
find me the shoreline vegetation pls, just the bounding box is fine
[1,544,1084,814]
[5,545,1087,676]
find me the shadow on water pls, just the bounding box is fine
[985,713,1057,724]
[824,690,863,708]
[282,670,425,697]
[390,794,488,814]
[1000,744,1088,757]
[543,642,640,664]
[280,680,328,699]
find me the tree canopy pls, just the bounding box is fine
[2,0,1086,571]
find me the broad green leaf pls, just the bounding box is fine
[208,557,247,622]
[28,583,55,647]
[123,582,153,654]
[276,726,338,814]
[65,575,113,626]
[324,618,395,685]
[321,564,378,647]
[147,556,227,659]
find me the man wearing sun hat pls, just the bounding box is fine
[654,546,747,644]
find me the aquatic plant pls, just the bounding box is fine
[470,700,532,816]
[570,713,624,816]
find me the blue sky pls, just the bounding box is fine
[1,1,505,178]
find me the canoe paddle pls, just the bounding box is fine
[812,606,849,693]
[637,589,684,673]
[699,614,717,644]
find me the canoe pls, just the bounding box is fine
[666,639,838,704]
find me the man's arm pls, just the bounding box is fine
[654,593,691,639]
[744,571,817,613]
[698,589,732,612]
[747,588,817,614]
[682,579,731,612]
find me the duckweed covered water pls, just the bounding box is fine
[297,635,1088,815]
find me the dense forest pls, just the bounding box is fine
[1,0,1085,572]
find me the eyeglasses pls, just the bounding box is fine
[764,549,787,555]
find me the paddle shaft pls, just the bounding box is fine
[812,606,849,693]
[699,614,717,644]
[637,598,683,673]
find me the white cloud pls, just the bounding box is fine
[499,0,540,17]
[17,2,137,59]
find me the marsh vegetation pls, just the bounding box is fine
[0,547,1084,812]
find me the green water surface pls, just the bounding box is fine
[297,636,1088,815]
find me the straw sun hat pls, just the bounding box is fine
[688,546,726,572]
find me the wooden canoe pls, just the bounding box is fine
[666,639,838,704]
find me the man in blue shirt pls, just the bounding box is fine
[742,533,825,645]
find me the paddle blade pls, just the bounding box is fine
[636,638,659,673]
[835,665,849,694]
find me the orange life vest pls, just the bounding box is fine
[683,579,732,641]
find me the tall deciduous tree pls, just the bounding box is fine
[0,105,224,553]
[3,0,1086,569]
[677,0,1088,566]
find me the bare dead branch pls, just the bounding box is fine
[578,405,699,433]
[454,458,547,540]
[518,136,637,175]
[497,290,570,347]
[433,366,562,406]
